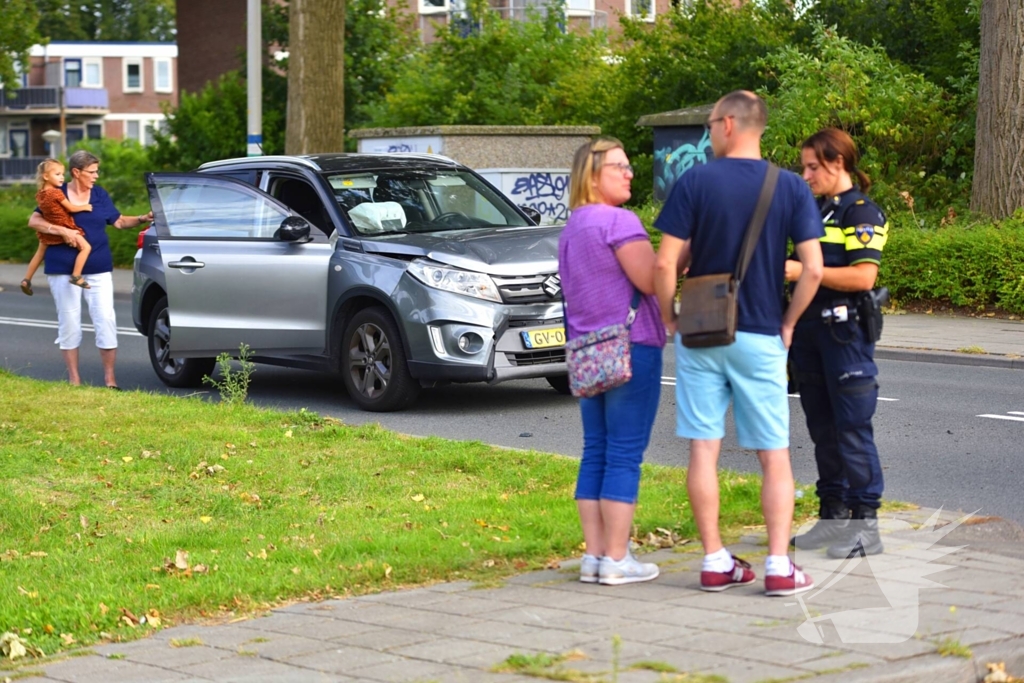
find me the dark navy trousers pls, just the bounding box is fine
[791,317,885,509]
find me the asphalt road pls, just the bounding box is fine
[2,288,1022,526]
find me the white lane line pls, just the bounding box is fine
[978,414,1024,423]
[0,316,141,337]
[1009,411,1024,416]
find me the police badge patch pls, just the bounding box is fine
[855,224,875,244]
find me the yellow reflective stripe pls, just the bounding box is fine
[821,226,846,244]
[843,222,888,252]
[848,257,881,266]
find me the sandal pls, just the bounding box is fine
[20,279,33,296]
[69,275,91,290]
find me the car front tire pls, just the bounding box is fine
[147,296,216,388]
[546,375,572,395]
[341,307,420,412]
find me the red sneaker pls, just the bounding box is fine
[764,561,814,597]
[700,555,756,592]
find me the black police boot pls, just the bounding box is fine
[827,505,884,559]
[791,499,851,550]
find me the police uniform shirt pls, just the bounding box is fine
[814,188,887,304]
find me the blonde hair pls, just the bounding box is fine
[36,158,64,191]
[569,136,625,210]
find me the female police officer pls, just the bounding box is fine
[785,128,887,559]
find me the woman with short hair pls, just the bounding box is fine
[26,149,153,389]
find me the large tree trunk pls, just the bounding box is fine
[971,0,1024,218]
[286,0,346,155]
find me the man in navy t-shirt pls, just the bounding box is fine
[654,90,824,597]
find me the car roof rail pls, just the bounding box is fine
[387,152,460,166]
[199,155,323,172]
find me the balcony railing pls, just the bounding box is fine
[0,156,48,182]
[0,86,109,111]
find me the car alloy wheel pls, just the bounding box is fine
[147,296,215,388]
[348,321,392,400]
[341,307,420,412]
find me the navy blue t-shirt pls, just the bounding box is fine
[37,184,121,275]
[655,158,822,336]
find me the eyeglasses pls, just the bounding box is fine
[704,115,732,131]
[603,162,634,175]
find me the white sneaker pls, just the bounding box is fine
[598,552,659,586]
[579,554,600,583]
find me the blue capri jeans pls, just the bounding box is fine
[575,343,663,504]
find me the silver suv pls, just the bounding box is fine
[132,153,569,411]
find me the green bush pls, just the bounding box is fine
[759,25,970,212]
[880,211,1024,314]
[68,137,153,201]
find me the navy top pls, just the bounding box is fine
[655,158,823,336]
[37,184,122,275]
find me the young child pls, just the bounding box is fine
[21,159,93,295]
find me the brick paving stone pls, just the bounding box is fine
[927,626,1022,647]
[732,638,838,665]
[237,612,381,638]
[575,637,681,665]
[589,621,699,644]
[709,659,813,683]
[445,644,546,669]
[423,581,476,594]
[335,627,435,651]
[822,630,939,660]
[120,643,229,668]
[465,622,602,651]
[485,604,611,631]
[387,636,519,664]
[281,646,401,675]
[424,617,491,639]
[344,659,472,682]
[627,603,750,628]
[28,656,192,683]
[657,630,780,656]
[177,653,330,681]
[364,609,483,634]
[484,585,616,610]
[918,587,1007,607]
[798,650,887,673]
[405,595,515,617]
[233,634,341,660]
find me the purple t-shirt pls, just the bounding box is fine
[558,204,664,348]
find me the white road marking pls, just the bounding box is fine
[978,414,1024,423]
[1009,411,1024,416]
[0,316,142,337]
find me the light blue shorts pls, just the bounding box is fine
[674,331,789,450]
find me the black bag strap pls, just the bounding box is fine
[625,288,642,328]
[734,163,780,284]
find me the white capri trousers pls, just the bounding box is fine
[47,272,118,350]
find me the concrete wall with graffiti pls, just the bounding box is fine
[477,168,570,225]
[653,126,714,201]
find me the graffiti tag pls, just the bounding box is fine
[654,128,712,198]
[508,172,569,224]
[387,143,414,153]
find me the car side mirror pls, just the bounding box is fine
[276,216,312,242]
[519,206,542,225]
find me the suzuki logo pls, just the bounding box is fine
[542,274,561,298]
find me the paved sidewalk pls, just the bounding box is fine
[2,264,1023,369]
[17,507,1024,683]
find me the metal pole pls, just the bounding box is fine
[246,0,263,157]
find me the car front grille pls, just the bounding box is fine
[507,316,564,329]
[505,349,566,366]
[492,273,561,304]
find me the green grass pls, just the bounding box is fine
[0,369,816,659]
[935,637,972,658]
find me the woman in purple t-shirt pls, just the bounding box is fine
[558,137,665,586]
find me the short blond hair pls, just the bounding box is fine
[569,136,625,210]
[35,158,64,191]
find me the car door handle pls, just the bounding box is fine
[168,260,205,269]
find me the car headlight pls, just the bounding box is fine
[407,260,502,303]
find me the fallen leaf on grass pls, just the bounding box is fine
[119,608,139,628]
[28,551,48,558]
[200,516,212,524]
[122,457,133,463]
[60,633,75,645]
[1,631,43,660]
[985,661,1021,683]
[411,494,425,502]
[174,550,189,570]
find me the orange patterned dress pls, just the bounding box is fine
[36,186,84,246]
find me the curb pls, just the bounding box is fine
[812,638,1024,683]
[876,347,1024,370]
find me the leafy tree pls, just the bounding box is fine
[805,0,980,89]
[149,70,287,170]
[34,0,176,42]
[365,10,613,128]
[591,0,807,155]
[0,1,43,91]
[759,25,967,210]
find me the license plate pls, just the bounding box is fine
[521,327,565,350]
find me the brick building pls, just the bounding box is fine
[0,41,177,181]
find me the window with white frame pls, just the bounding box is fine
[626,0,655,20]
[83,58,103,87]
[126,120,141,142]
[565,0,594,16]
[64,59,82,88]
[123,58,143,93]
[154,58,172,93]
[419,0,447,14]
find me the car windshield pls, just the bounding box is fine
[324,170,533,236]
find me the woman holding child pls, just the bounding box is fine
[25,149,153,390]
